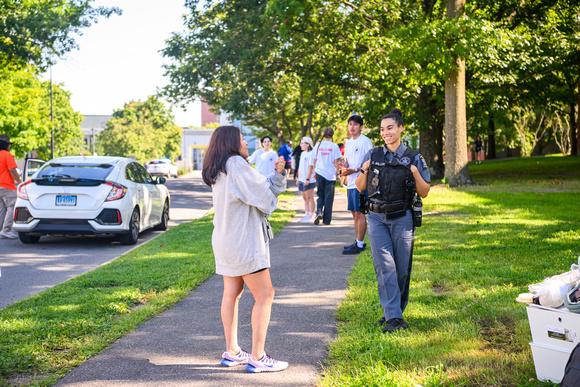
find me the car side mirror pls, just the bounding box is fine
[156,176,167,185]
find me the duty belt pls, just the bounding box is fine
[368,201,410,220]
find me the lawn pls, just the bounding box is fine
[320,156,580,387]
[0,191,296,387]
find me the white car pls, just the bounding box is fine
[145,159,179,178]
[13,156,170,245]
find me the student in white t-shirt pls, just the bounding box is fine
[310,127,341,225]
[296,136,316,223]
[341,115,374,255]
[248,136,278,177]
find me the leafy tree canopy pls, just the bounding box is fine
[0,63,83,158]
[97,96,182,164]
[0,0,121,68]
[162,0,350,145]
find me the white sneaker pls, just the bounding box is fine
[245,353,288,373]
[221,349,251,367]
[0,231,18,239]
[297,214,311,223]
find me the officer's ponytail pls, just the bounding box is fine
[381,108,404,127]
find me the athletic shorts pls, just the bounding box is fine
[298,181,316,192]
[284,161,292,170]
[347,188,367,211]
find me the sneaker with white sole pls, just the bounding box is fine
[221,349,251,367]
[0,231,18,239]
[313,213,323,225]
[245,353,288,373]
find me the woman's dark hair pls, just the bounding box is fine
[323,126,334,139]
[0,140,10,151]
[202,126,242,187]
[260,135,272,144]
[381,108,404,127]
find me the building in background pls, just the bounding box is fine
[81,115,112,155]
[177,104,258,171]
[201,101,218,127]
[79,104,258,171]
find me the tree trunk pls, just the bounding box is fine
[416,86,444,179]
[434,120,445,178]
[575,72,580,155]
[487,115,496,159]
[444,0,471,186]
[570,101,576,156]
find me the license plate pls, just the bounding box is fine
[55,195,77,206]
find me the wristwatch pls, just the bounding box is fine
[360,168,368,174]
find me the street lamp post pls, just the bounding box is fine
[50,65,54,159]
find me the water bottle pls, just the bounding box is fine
[413,196,422,227]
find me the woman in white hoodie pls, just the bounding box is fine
[202,126,289,373]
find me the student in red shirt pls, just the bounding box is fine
[0,134,22,239]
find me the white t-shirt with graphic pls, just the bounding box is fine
[298,150,316,184]
[312,140,341,181]
[345,134,374,189]
[248,148,278,177]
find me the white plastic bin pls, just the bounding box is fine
[527,304,580,351]
[529,342,571,382]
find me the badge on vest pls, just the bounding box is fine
[399,157,411,166]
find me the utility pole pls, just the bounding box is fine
[50,65,55,159]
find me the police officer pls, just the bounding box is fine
[355,108,430,332]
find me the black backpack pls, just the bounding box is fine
[561,342,580,387]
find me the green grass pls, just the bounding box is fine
[320,156,580,387]
[0,191,296,387]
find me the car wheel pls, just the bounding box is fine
[18,233,41,244]
[154,200,169,230]
[119,208,140,245]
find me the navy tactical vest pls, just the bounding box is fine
[367,147,418,218]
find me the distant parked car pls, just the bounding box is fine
[13,156,170,245]
[145,159,179,178]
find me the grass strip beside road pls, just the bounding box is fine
[321,156,580,387]
[0,191,296,387]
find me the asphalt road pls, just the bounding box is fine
[0,172,212,310]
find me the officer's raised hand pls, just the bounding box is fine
[355,160,371,192]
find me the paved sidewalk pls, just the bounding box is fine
[57,182,358,386]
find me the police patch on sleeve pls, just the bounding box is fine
[399,156,411,166]
[419,155,427,169]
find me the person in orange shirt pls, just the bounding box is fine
[0,134,22,239]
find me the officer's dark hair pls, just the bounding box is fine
[260,135,272,144]
[0,140,10,151]
[202,126,243,187]
[347,114,364,126]
[381,108,404,127]
[323,126,334,139]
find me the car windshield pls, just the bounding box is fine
[37,164,114,180]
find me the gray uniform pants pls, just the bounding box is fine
[367,210,414,321]
[0,187,17,233]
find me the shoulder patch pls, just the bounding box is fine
[419,155,428,168]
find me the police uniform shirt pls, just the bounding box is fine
[362,143,431,183]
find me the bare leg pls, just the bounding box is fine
[305,189,315,214]
[353,210,367,241]
[222,276,244,355]
[242,269,275,361]
[301,191,308,215]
